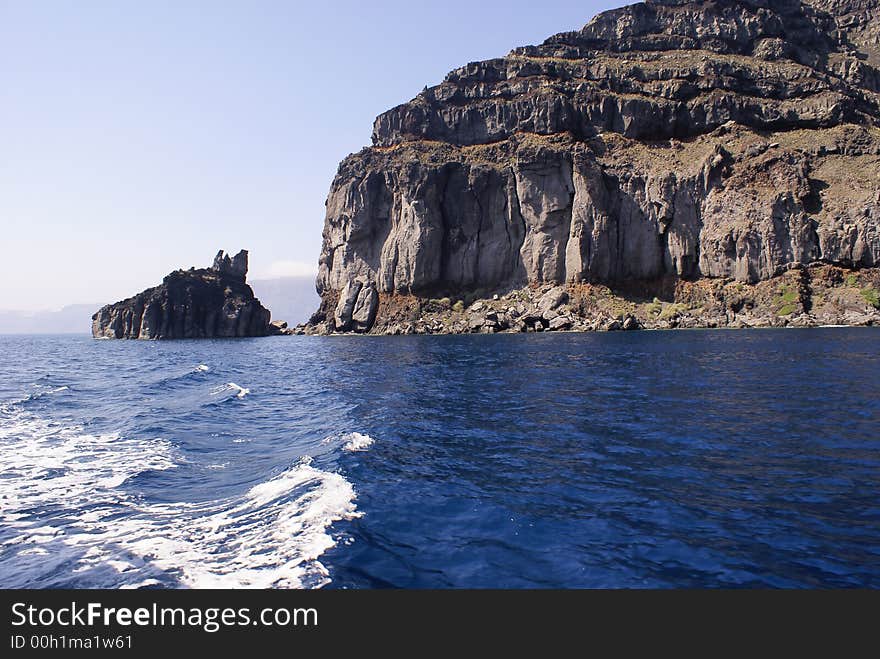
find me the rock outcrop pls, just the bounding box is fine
[92,250,279,339]
[310,0,880,334]
[297,264,880,336]
[332,279,379,332]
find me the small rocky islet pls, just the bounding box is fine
[91,250,287,339]
[96,0,880,339]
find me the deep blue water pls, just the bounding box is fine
[0,329,878,588]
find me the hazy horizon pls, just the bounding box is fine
[0,272,317,314]
[2,0,616,311]
[0,273,321,333]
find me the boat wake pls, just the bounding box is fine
[0,405,361,589]
[13,384,70,406]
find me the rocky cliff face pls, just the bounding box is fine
[92,250,278,339]
[310,0,880,334]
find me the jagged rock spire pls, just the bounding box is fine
[212,249,249,280]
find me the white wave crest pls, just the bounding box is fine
[342,432,375,452]
[209,382,250,399]
[0,408,359,589]
[229,383,249,398]
[6,384,70,407]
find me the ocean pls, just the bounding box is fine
[1,329,878,588]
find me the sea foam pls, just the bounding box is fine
[342,432,375,452]
[209,382,250,400]
[0,406,359,589]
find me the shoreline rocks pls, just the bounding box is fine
[297,264,880,335]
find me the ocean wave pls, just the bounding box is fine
[0,407,359,589]
[4,384,70,408]
[210,382,250,400]
[149,365,212,389]
[319,431,376,453]
[227,383,249,398]
[342,432,375,452]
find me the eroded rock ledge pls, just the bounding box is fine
[309,0,880,335]
[298,264,879,335]
[92,250,282,339]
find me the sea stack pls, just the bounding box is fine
[92,250,279,339]
[308,0,880,334]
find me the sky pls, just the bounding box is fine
[1,0,618,311]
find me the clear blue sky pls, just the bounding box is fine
[1,0,618,310]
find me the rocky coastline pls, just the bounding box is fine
[304,0,880,336]
[296,263,878,335]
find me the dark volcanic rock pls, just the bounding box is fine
[92,250,275,339]
[314,0,880,335]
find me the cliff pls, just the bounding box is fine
[307,0,880,334]
[92,250,281,339]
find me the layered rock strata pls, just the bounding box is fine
[308,0,880,334]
